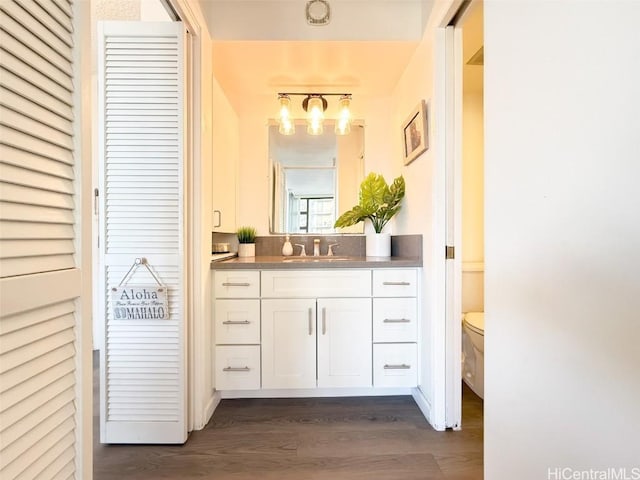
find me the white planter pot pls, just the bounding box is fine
[238,243,255,258]
[366,233,391,257]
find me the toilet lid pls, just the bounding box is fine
[464,312,484,335]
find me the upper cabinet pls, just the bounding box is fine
[212,78,238,232]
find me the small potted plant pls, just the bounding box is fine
[236,226,257,258]
[334,172,405,257]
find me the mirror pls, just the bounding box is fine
[269,121,364,234]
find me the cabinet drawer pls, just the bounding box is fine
[214,271,260,298]
[215,345,261,390]
[215,299,260,344]
[373,298,417,343]
[373,343,417,388]
[261,270,371,298]
[373,269,417,297]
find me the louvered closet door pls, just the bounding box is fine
[98,21,187,444]
[1,0,83,478]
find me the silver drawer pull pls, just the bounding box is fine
[384,364,411,370]
[382,281,411,286]
[222,282,250,287]
[223,366,250,372]
[383,318,411,323]
[322,307,327,335]
[308,307,313,335]
[222,320,250,325]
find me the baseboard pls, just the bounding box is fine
[220,387,414,399]
[201,391,222,429]
[412,386,445,431]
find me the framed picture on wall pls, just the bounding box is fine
[402,100,429,165]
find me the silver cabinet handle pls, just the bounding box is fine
[384,364,411,370]
[322,307,326,335]
[222,320,250,325]
[383,281,411,286]
[308,307,313,335]
[223,366,250,372]
[213,209,222,228]
[222,282,250,287]
[383,318,411,323]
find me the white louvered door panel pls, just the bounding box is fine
[1,0,82,478]
[98,21,187,444]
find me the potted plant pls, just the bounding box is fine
[334,172,405,257]
[236,226,257,257]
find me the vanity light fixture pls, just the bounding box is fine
[276,93,352,136]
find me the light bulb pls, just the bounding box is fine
[335,95,351,135]
[306,96,325,135]
[278,95,295,135]
[279,118,295,135]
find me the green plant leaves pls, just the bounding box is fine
[236,226,257,243]
[334,173,405,233]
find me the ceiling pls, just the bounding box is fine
[212,40,422,105]
[200,0,434,111]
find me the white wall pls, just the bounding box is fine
[462,92,483,264]
[485,1,640,477]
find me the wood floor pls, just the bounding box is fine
[94,366,483,479]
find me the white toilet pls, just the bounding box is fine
[462,311,484,399]
[461,264,484,399]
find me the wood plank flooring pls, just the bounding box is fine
[94,358,483,479]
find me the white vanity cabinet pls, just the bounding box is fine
[261,270,372,390]
[213,271,261,390]
[372,269,419,388]
[212,266,420,394]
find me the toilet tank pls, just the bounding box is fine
[462,262,484,313]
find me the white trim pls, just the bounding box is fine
[204,391,222,425]
[219,387,416,399]
[412,387,442,431]
[72,0,93,475]
[168,0,213,432]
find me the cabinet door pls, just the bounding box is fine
[212,83,238,232]
[317,298,372,388]
[261,299,317,389]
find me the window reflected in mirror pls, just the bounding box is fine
[269,121,364,234]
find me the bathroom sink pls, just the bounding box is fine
[282,256,354,263]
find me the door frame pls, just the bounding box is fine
[437,0,470,430]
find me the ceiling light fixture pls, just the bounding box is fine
[276,92,352,136]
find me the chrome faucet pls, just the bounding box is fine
[295,244,306,256]
[327,243,338,256]
[313,238,320,256]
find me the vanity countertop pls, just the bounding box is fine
[210,255,422,270]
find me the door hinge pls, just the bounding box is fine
[445,245,455,260]
[94,188,99,215]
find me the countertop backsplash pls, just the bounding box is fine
[212,233,422,259]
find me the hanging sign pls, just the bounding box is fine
[111,285,169,320]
